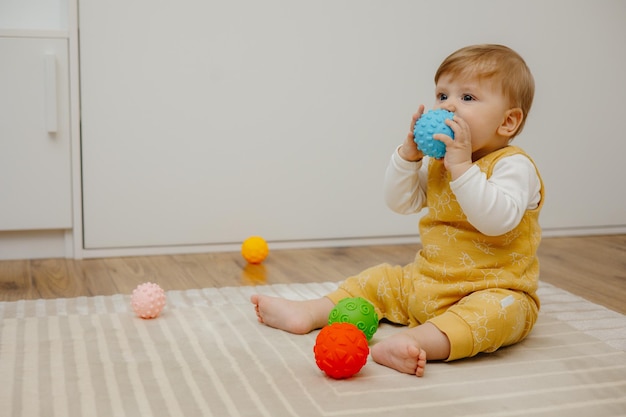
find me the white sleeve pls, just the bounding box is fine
[384,147,429,214]
[450,154,542,236]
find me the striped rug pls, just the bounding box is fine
[1,281,625,417]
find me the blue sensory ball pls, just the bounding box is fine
[413,109,455,159]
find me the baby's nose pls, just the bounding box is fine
[440,102,456,112]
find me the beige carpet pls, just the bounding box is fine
[1,281,625,417]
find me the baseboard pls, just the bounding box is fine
[76,225,626,260]
[0,229,72,260]
[76,235,422,259]
[541,225,626,238]
[2,225,625,261]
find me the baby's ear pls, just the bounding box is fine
[499,108,523,138]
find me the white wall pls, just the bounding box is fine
[1,0,625,259]
[78,0,626,256]
[517,1,626,231]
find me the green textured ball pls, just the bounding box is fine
[328,297,378,341]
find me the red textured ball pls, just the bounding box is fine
[313,322,369,379]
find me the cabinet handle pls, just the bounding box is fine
[44,53,58,134]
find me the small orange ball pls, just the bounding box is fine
[241,236,269,264]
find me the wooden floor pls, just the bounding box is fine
[1,234,624,314]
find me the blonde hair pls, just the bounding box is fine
[435,44,535,137]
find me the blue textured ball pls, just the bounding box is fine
[328,297,378,341]
[413,109,455,158]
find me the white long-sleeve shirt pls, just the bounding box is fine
[384,148,542,236]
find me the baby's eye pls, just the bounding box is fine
[437,93,448,101]
[462,94,475,101]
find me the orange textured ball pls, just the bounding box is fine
[241,236,269,264]
[313,322,369,379]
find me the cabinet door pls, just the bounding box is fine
[79,1,626,251]
[0,37,72,230]
[78,1,418,249]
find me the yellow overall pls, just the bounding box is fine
[327,146,545,360]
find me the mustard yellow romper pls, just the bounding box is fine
[327,146,544,360]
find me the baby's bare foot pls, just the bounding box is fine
[250,294,332,335]
[371,331,427,377]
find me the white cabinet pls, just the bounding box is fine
[78,1,626,253]
[78,1,418,250]
[0,36,72,231]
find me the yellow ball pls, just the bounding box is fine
[241,236,269,264]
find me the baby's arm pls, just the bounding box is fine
[384,107,428,214]
[398,105,425,162]
[450,155,541,236]
[384,148,429,214]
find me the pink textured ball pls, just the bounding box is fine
[131,282,166,319]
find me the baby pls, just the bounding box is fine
[251,44,543,377]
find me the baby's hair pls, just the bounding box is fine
[435,44,535,137]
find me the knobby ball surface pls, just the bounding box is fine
[241,236,269,264]
[314,322,369,379]
[413,109,455,158]
[328,297,378,340]
[131,282,166,319]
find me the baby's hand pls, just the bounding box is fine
[398,105,425,162]
[434,115,473,179]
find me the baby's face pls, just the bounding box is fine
[434,74,513,158]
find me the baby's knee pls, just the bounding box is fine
[429,290,538,360]
[331,263,411,324]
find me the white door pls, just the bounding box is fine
[0,37,72,231]
[78,1,626,251]
[78,1,422,250]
